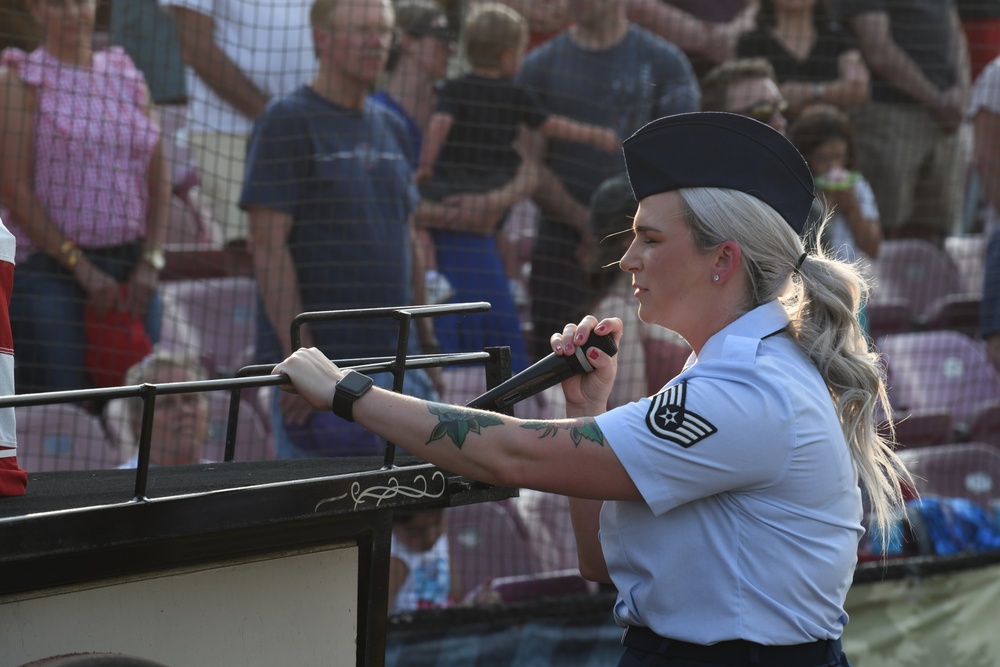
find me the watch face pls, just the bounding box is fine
[339,371,374,397]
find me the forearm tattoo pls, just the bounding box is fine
[521,419,606,448]
[426,403,503,449]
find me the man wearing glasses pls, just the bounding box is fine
[702,58,789,134]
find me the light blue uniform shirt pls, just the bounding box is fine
[595,300,863,645]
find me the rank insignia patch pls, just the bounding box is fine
[645,381,717,447]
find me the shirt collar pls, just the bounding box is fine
[693,300,790,364]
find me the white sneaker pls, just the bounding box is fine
[425,270,455,304]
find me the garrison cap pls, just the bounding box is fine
[622,112,817,234]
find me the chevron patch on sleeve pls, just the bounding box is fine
[645,381,717,448]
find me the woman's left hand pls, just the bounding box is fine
[126,261,159,317]
[550,315,622,416]
[273,347,346,412]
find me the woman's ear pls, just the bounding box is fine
[712,240,742,283]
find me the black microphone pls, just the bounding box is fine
[466,333,618,411]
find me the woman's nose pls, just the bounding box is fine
[619,242,640,272]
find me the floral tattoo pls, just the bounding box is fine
[426,403,504,449]
[521,420,605,447]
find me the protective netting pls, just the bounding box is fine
[1,0,999,623]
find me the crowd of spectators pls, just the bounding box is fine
[1,0,1000,608]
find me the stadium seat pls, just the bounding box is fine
[884,410,954,449]
[488,568,592,604]
[158,277,259,378]
[16,404,123,472]
[922,293,982,338]
[869,239,962,328]
[896,442,1000,505]
[447,501,540,602]
[945,233,987,296]
[867,298,915,341]
[878,331,1000,434]
[970,400,1000,448]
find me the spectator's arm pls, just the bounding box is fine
[169,6,271,119]
[247,207,309,356]
[823,187,882,258]
[850,11,946,110]
[520,128,590,237]
[414,150,541,235]
[569,497,611,583]
[540,115,620,154]
[780,50,870,114]
[852,9,968,132]
[144,124,171,253]
[952,8,972,94]
[627,0,710,54]
[415,111,453,183]
[0,67,119,314]
[627,0,756,65]
[127,82,172,317]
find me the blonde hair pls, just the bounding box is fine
[124,348,209,420]
[678,187,911,539]
[463,2,527,69]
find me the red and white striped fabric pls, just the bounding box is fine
[0,218,26,496]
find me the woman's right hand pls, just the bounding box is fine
[73,259,122,317]
[550,315,622,416]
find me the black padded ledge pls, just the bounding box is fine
[0,456,515,596]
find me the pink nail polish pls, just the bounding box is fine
[589,348,599,361]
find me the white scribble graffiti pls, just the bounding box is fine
[314,470,447,512]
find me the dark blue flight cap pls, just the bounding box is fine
[622,112,817,234]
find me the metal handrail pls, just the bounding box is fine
[1,302,509,502]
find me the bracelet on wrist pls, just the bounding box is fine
[66,248,83,269]
[58,240,83,269]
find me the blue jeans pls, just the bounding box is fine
[271,368,437,459]
[10,244,162,393]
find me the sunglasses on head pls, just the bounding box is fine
[739,100,789,123]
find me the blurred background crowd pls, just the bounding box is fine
[2,0,1000,615]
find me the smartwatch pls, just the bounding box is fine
[331,370,374,422]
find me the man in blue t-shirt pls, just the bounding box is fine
[240,0,437,458]
[515,0,699,357]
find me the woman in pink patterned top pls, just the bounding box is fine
[0,0,169,393]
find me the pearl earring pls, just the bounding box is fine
[713,275,720,282]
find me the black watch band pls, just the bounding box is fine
[331,371,374,422]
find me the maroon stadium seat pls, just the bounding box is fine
[16,404,122,472]
[878,331,1000,434]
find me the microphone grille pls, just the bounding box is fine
[585,332,618,358]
